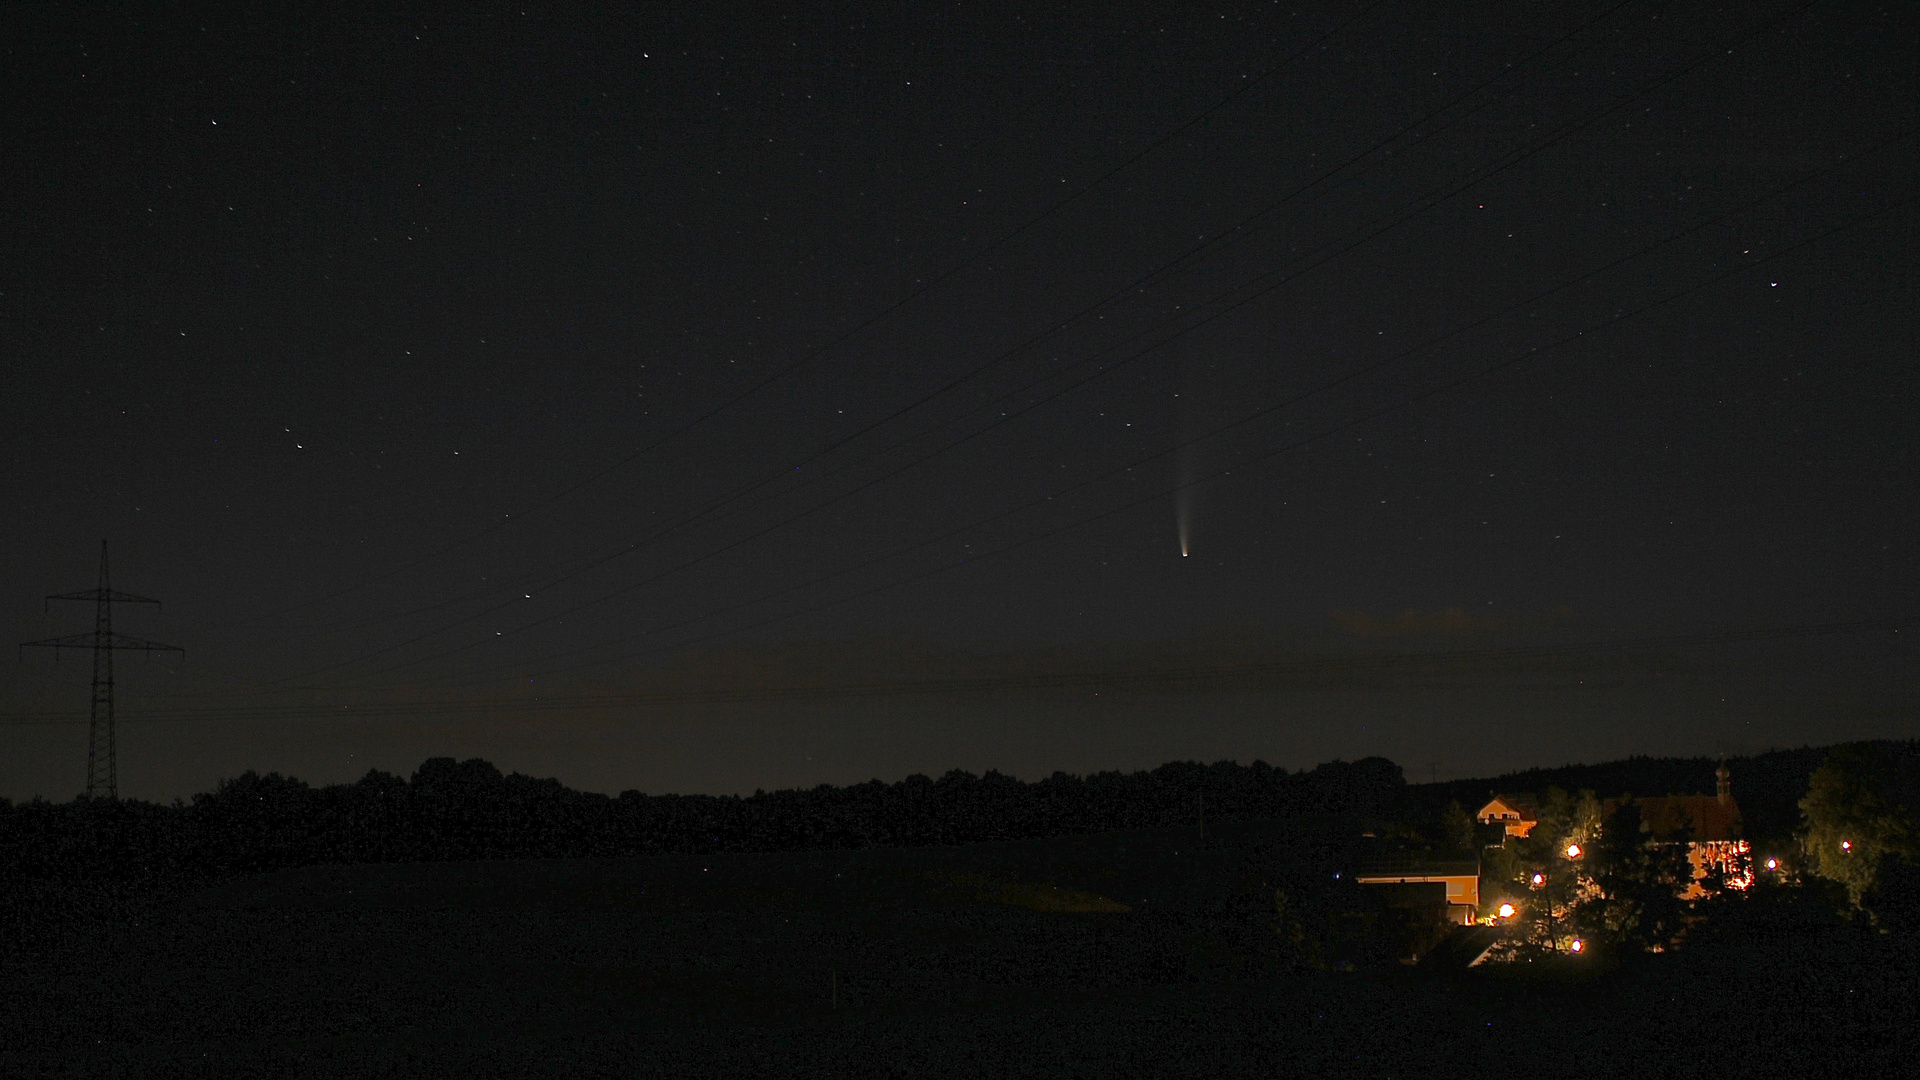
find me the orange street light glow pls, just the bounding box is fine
[1532,873,1545,886]
[1565,843,1582,859]
[1497,903,1515,918]
[1570,939,1584,953]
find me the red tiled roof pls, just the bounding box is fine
[1601,795,1742,841]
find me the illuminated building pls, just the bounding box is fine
[1352,857,1482,925]
[1477,764,1752,900]
[1474,794,1540,838]
[1601,763,1753,897]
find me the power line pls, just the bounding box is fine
[18,541,183,798]
[7,616,1906,726]
[191,0,1395,636]
[301,4,1861,693]
[424,187,1913,690]
[304,0,1658,646]
[244,0,1703,687]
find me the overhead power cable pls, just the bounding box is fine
[6,616,1905,725]
[191,0,1394,635]
[298,0,1658,644]
[416,186,1914,691]
[282,0,1844,693]
[244,0,1699,687]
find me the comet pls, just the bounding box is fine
[1176,440,1196,558]
[1177,482,1192,557]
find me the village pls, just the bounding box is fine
[1347,762,1756,967]
[3,743,1913,1077]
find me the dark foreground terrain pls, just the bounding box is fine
[3,822,1911,1079]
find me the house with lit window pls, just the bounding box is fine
[1477,764,1752,899]
[1475,794,1540,838]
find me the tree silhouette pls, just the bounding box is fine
[1577,800,1695,952]
[1800,743,1919,928]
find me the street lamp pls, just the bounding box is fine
[1533,841,1586,953]
[1498,903,1515,919]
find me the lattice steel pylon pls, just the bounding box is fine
[20,540,182,800]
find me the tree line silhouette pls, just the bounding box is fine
[1413,745,1849,841]
[0,756,1410,881]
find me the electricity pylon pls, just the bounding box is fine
[20,540,182,800]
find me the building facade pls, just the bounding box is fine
[1353,858,1482,925]
[1476,764,1752,899]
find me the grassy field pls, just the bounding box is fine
[2,820,1911,1078]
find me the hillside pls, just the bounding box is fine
[1412,742,1919,840]
[3,814,1911,1078]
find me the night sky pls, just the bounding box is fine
[4,1,1915,802]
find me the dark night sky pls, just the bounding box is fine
[3,1,1915,802]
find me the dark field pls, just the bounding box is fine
[4,821,1911,1079]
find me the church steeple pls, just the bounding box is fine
[1716,761,1731,806]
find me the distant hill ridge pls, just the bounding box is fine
[1413,741,1920,841]
[3,741,1907,880]
[2,756,1406,880]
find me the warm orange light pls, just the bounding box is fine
[1497,903,1515,918]
[1532,873,1545,886]
[1766,858,1778,870]
[1570,939,1584,953]
[1565,843,1582,859]
[1840,840,1851,852]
